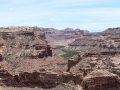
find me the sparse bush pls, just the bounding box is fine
[57,45,79,60]
[56,46,65,49]
[61,50,79,60]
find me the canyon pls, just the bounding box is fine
[0,26,120,90]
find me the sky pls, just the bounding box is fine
[0,0,120,32]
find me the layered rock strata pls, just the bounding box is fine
[0,27,120,90]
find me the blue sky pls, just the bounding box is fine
[0,0,120,32]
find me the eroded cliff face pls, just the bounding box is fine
[64,28,120,90]
[0,27,54,73]
[4,70,73,87]
[0,27,67,88]
[0,27,120,90]
[0,26,67,72]
[68,28,120,54]
[81,70,119,90]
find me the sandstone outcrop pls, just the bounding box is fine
[0,26,66,75]
[0,69,80,88]
[67,54,82,72]
[81,70,119,90]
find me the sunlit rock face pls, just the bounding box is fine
[81,70,119,90]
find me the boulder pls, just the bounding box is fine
[81,70,119,90]
[67,54,82,71]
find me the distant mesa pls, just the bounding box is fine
[43,27,89,41]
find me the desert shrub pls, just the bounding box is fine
[57,45,79,60]
[61,50,79,60]
[56,45,65,49]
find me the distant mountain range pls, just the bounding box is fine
[40,27,90,41]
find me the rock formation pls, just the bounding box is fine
[67,54,82,72]
[44,27,89,42]
[65,27,120,90]
[0,26,120,90]
[0,26,66,76]
[81,70,119,90]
